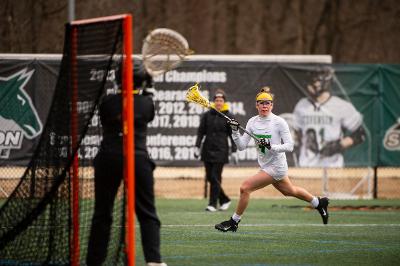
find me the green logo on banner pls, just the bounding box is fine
[0,69,43,158]
[383,118,400,151]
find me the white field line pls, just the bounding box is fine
[2,224,399,230]
[162,223,400,227]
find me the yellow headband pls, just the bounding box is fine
[256,92,273,101]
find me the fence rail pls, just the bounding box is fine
[1,167,399,199]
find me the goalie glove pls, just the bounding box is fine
[227,119,240,132]
[320,140,343,157]
[258,138,271,150]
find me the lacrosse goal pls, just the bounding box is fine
[0,14,134,266]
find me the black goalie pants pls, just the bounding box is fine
[87,152,161,265]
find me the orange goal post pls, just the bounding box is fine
[70,14,135,266]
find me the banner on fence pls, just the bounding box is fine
[0,56,399,167]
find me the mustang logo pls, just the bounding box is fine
[0,68,42,158]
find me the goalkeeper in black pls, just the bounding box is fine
[87,62,166,266]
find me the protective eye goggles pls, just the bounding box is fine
[257,100,273,106]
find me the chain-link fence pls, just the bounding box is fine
[152,167,400,199]
[1,166,399,201]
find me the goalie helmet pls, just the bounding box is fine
[306,66,334,101]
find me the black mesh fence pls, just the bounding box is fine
[0,19,126,265]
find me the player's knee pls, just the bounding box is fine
[240,181,252,195]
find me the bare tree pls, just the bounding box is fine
[0,0,399,63]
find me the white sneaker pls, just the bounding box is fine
[219,201,231,211]
[147,262,167,266]
[205,205,217,212]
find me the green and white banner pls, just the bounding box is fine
[0,57,399,167]
[150,62,400,167]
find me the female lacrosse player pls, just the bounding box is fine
[215,87,329,232]
[195,89,237,212]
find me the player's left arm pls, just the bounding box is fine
[321,125,366,157]
[339,101,366,149]
[320,101,366,156]
[270,118,294,153]
[340,125,366,149]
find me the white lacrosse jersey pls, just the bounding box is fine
[232,113,294,169]
[293,96,363,167]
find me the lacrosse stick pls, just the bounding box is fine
[142,28,194,77]
[186,83,261,143]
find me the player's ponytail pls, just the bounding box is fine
[256,86,274,101]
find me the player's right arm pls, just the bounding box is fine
[230,118,253,151]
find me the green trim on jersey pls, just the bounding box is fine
[255,134,271,154]
[255,134,271,139]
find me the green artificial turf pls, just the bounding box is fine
[1,198,399,265]
[135,199,400,266]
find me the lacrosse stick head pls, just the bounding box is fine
[142,28,193,77]
[186,83,211,108]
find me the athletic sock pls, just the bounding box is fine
[310,196,319,208]
[232,213,241,222]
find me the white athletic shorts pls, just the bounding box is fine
[261,164,288,181]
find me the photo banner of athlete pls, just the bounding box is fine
[149,61,400,167]
[0,56,399,167]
